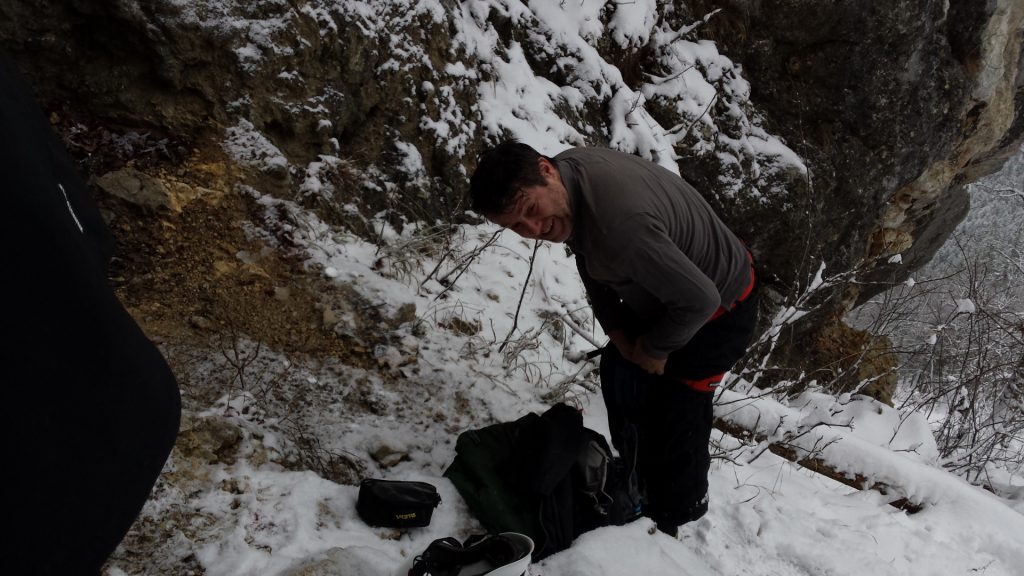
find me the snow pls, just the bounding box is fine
[107,190,1024,575]
[607,0,659,48]
[104,2,1023,575]
[954,298,976,314]
[223,119,289,173]
[299,155,346,199]
[451,0,804,181]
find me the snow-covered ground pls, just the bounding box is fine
[104,2,1022,574]
[107,212,1024,576]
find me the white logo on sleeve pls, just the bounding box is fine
[58,183,84,233]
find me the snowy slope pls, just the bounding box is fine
[109,2,1022,575]
[108,215,1024,576]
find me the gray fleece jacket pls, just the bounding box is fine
[558,147,751,359]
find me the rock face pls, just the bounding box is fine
[1,0,475,220]
[684,0,1023,293]
[2,0,1021,397]
[677,0,1024,393]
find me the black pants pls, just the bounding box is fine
[601,283,760,529]
[2,58,181,575]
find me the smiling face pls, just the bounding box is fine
[486,157,573,243]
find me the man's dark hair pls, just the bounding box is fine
[469,140,548,215]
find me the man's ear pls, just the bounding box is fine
[538,157,556,179]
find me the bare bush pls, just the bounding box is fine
[863,241,1024,484]
[847,156,1024,487]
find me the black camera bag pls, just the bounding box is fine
[356,478,441,528]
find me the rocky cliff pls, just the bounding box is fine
[681,0,1024,394]
[2,0,1022,398]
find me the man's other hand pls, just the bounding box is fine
[609,330,666,375]
[631,345,666,375]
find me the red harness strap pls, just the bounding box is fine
[684,252,756,392]
[706,252,756,323]
[682,372,724,393]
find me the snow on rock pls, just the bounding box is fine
[223,119,289,174]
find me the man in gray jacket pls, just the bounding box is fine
[470,141,759,536]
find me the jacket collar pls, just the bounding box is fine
[555,157,584,250]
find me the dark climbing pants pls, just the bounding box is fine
[2,57,181,575]
[601,282,759,529]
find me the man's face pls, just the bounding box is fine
[487,157,573,242]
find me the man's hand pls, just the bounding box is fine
[608,331,666,375]
[631,343,667,375]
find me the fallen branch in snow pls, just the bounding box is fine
[712,416,924,513]
[426,228,503,300]
[559,313,603,349]
[498,240,541,352]
[665,91,718,143]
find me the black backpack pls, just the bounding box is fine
[444,403,641,560]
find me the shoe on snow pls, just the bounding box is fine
[401,532,533,576]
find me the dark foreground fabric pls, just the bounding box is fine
[1,58,181,575]
[601,283,760,529]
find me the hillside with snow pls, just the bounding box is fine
[105,210,1024,576]
[5,1,1020,575]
